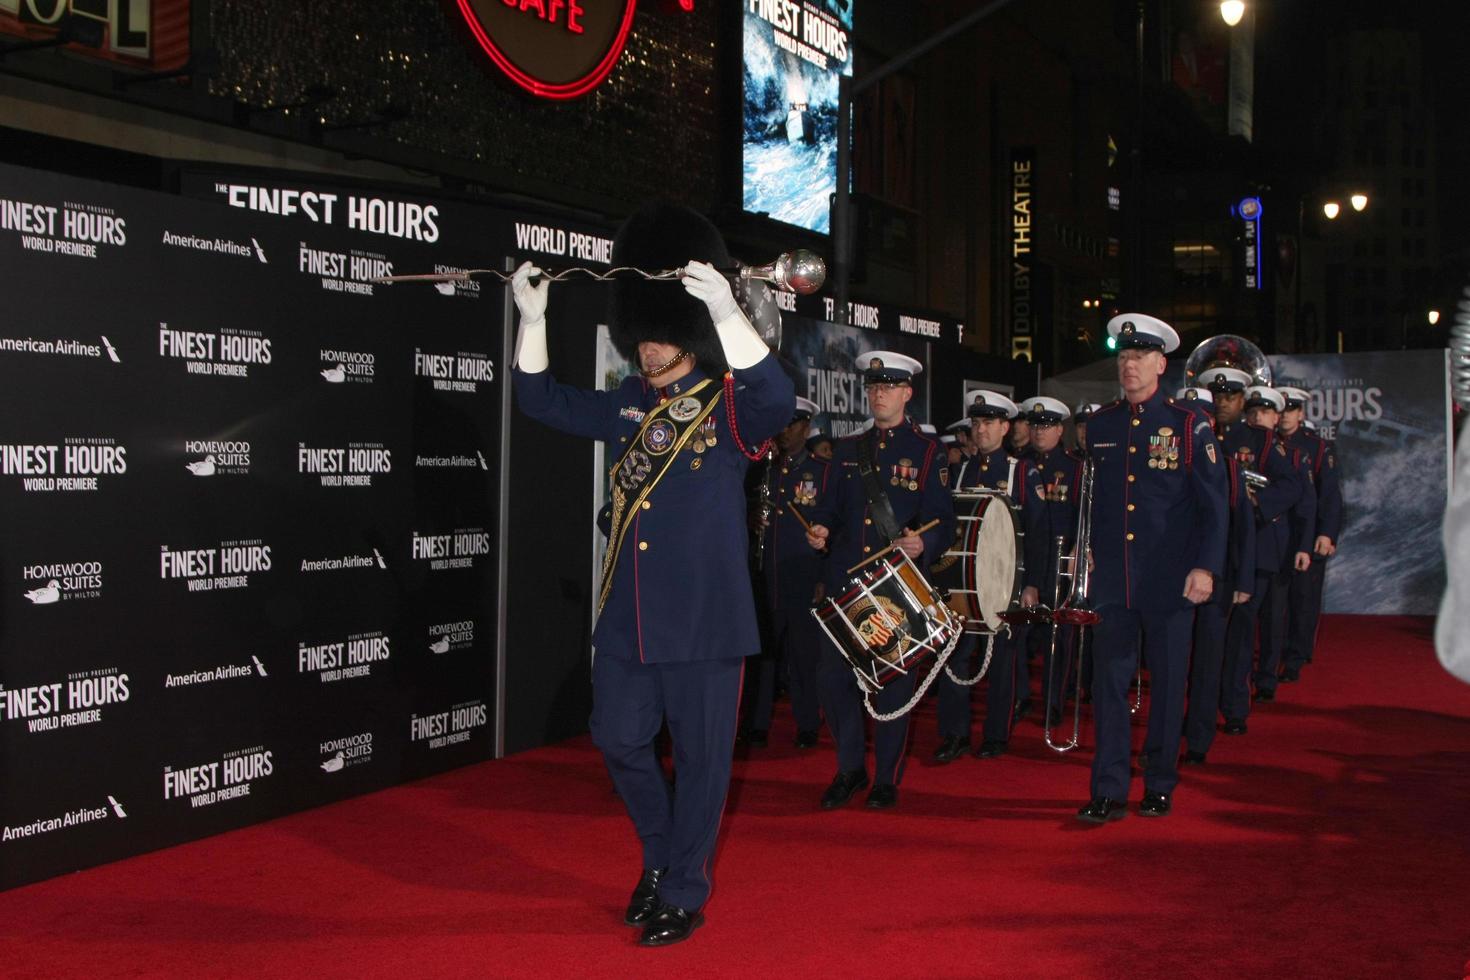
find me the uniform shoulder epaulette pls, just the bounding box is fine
[1091,399,1124,417]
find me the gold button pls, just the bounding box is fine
[641,501,651,510]
[864,517,872,525]
[638,541,648,551]
[1131,418,1140,427]
[1126,532,1135,541]
[1127,504,1136,512]
[1128,475,1136,483]
[620,437,627,443]
[1129,446,1137,454]
[782,468,789,474]
[879,442,887,450]
[862,546,871,553]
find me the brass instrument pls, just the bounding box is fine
[1044,459,1100,754]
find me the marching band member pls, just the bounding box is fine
[1276,386,1342,677]
[1176,386,1255,765]
[1073,402,1100,454]
[746,396,828,749]
[511,203,794,947]
[1077,315,1227,822]
[1016,396,1085,728]
[1246,386,1315,702]
[1199,366,1306,735]
[804,352,955,810]
[933,391,1034,761]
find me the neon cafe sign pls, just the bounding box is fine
[1234,196,1263,291]
[448,0,640,100]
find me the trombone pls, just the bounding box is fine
[1044,459,1101,753]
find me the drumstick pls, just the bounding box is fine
[845,518,942,575]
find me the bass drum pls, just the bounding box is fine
[929,491,1023,633]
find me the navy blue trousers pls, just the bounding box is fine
[1254,567,1294,693]
[1090,605,1193,799]
[746,602,823,734]
[818,644,915,786]
[935,629,1023,744]
[590,654,744,912]
[1184,593,1233,755]
[1222,572,1269,722]
[1284,558,1327,669]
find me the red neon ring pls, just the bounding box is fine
[453,0,638,101]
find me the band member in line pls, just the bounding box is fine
[1078,315,1227,823]
[1275,386,1342,678]
[1073,402,1100,454]
[804,352,955,811]
[511,203,794,947]
[1245,386,1315,701]
[932,390,1037,761]
[745,396,827,749]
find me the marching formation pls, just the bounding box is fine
[508,204,1343,947]
[746,315,1344,824]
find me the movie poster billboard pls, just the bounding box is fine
[780,313,930,439]
[1271,349,1451,615]
[742,0,855,234]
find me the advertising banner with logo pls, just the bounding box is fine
[1045,349,1451,615]
[1270,349,1450,615]
[0,162,502,890]
[780,312,931,440]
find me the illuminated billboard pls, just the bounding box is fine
[742,1,854,235]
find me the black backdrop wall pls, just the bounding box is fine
[1,160,1019,891]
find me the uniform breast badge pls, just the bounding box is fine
[642,419,676,456]
[795,474,818,506]
[1150,427,1180,470]
[892,458,918,490]
[667,397,701,423]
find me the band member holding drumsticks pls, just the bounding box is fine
[933,390,1035,762]
[512,203,794,947]
[1078,314,1227,823]
[803,352,955,810]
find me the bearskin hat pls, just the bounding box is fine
[609,202,730,375]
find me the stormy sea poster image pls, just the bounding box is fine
[743,0,854,234]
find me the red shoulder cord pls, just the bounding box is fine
[724,372,773,461]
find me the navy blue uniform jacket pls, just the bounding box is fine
[514,358,795,663]
[807,421,956,593]
[1223,458,1257,596]
[1086,389,1229,611]
[1021,445,1085,595]
[759,449,829,608]
[1218,420,1306,573]
[1285,429,1343,544]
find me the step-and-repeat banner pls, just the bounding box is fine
[0,163,502,890]
[1046,349,1452,615]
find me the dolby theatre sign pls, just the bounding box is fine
[448,0,638,100]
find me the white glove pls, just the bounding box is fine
[681,260,739,323]
[683,259,769,370]
[511,261,549,373]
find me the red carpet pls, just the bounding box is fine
[3,616,1469,979]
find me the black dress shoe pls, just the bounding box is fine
[1254,687,1275,702]
[794,729,819,749]
[1182,750,1207,765]
[1138,791,1172,817]
[1223,719,1247,735]
[1076,797,1127,823]
[974,740,1008,759]
[866,783,898,809]
[1280,666,1301,682]
[932,734,970,764]
[746,728,768,748]
[623,867,666,926]
[637,903,704,947]
[820,769,869,809]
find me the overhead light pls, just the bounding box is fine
[1429,309,1441,325]
[1220,1,1245,27]
[1350,193,1369,212]
[1323,201,1341,220]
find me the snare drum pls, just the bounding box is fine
[928,491,1023,633]
[812,549,960,693]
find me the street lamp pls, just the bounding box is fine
[1220,1,1245,26]
[1351,192,1369,212]
[1429,309,1441,326]
[1323,201,1341,219]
